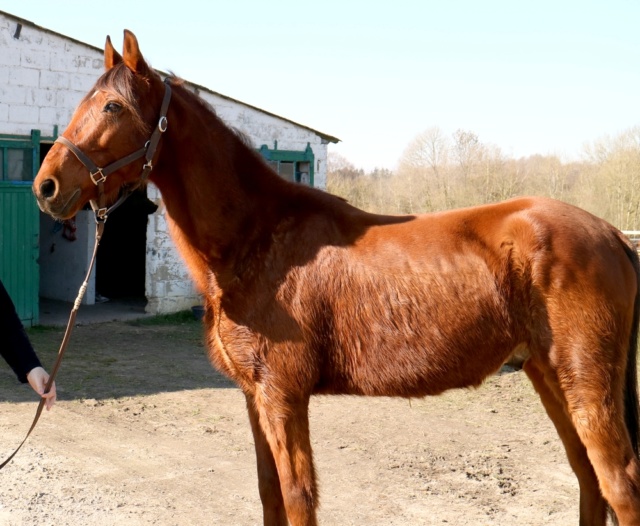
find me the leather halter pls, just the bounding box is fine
[56,78,172,222]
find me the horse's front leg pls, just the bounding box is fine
[251,387,318,526]
[246,393,288,526]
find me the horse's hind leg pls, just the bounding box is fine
[539,338,640,525]
[246,393,288,526]
[563,376,640,525]
[252,388,318,526]
[523,359,608,525]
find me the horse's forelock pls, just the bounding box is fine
[85,63,150,134]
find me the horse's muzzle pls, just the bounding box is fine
[34,183,82,220]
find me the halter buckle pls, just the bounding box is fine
[158,116,168,133]
[90,168,107,185]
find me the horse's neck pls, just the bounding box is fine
[150,88,287,277]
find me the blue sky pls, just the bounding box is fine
[7,1,640,170]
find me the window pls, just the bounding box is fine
[258,142,315,186]
[0,130,41,182]
[2,148,33,181]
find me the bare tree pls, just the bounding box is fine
[398,127,453,211]
[327,125,640,232]
[452,129,480,183]
[582,127,640,229]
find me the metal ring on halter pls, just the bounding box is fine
[90,168,107,185]
[158,116,168,133]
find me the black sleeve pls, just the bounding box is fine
[0,280,42,383]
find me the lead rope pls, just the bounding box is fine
[0,219,105,470]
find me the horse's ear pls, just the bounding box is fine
[104,36,122,70]
[122,29,150,76]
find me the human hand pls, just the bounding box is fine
[26,367,57,410]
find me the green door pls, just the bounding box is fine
[0,131,41,326]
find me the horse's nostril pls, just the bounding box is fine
[39,179,57,199]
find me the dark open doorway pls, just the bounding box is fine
[95,188,157,300]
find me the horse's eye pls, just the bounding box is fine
[103,102,122,114]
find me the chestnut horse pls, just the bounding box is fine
[33,31,640,525]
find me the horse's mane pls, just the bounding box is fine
[164,74,256,148]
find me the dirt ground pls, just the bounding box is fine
[0,314,581,525]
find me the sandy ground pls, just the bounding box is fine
[0,317,581,525]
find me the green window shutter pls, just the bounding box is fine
[0,182,40,326]
[258,142,315,187]
[0,130,43,326]
[0,130,41,181]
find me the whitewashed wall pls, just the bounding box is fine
[0,14,103,138]
[204,90,329,189]
[39,210,96,304]
[1,11,334,315]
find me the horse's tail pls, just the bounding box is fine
[610,231,640,525]
[620,232,640,459]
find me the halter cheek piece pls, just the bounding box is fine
[55,78,172,222]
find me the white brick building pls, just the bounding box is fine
[0,10,338,323]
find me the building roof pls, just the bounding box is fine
[1,10,340,144]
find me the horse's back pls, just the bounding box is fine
[306,196,638,397]
[345,195,634,302]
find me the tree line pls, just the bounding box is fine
[327,126,640,231]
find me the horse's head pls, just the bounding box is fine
[34,30,166,220]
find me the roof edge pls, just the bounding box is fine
[0,10,340,144]
[183,78,341,144]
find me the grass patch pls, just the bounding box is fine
[127,310,198,326]
[27,324,63,335]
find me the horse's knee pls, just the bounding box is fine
[284,483,315,509]
[273,436,317,523]
[280,483,317,526]
[596,459,640,524]
[257,469,284,504]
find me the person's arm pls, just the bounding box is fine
[0,280,42,382]
[0,280,57,409]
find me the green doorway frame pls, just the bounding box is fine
[0,128,58,326]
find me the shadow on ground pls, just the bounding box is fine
[1,313,236,404]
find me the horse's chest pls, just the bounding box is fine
[204,304,261,391]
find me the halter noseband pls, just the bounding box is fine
[55,78,172,222]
